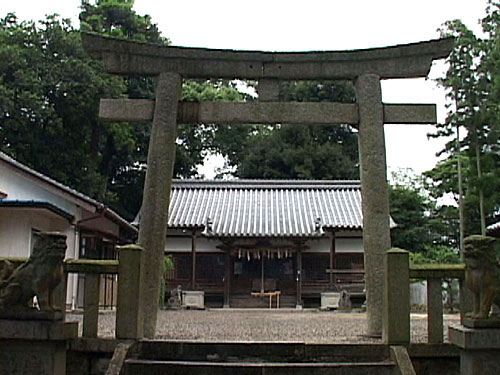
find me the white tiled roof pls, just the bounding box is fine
[487,220,500,236]
[168,180,362,237]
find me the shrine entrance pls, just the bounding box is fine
[83,33,453,338]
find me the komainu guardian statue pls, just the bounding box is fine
[464,235,500,320]
[0,232,66,318]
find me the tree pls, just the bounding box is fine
[79,0,166,43]
[0,13,126,201]
[389,169,460,254]
[433,3,500,237]
[222,80,360,180]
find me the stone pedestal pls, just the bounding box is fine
[182,291,205,309]
[0,319,78,375]
[449,324,500,375]
[320,292,340,310]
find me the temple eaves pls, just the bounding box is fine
[82,32,454,80]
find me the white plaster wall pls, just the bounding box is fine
[410,281,427,305]
[0,208,76,258]
[304,237,331,253]
[165,236,223,253]
[0,164,78,216]
[304,233,363,253]
[335,237,364,253]
[164,232,363,254]
[0,208,79,308]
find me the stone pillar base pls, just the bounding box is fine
[449,324,500,375]
[0,319,78,375]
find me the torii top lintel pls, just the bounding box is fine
[82,33,454,80]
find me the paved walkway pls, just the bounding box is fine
[66,309,460,343]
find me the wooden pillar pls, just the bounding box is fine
[260,254,265,293]
[138,72,182,338]
[296,249,302,308]
[224,251,231,308]
[356,74,391,337]
[329,231,336,289]
[191,230,197,289]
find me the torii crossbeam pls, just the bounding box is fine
[82,32,453,339]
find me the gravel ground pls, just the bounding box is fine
[66,309,460,343]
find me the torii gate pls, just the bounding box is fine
[82,33,453,339]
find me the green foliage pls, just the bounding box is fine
[0,13,126,201]
[79,0,167,43]
[410,245,460,265]
[234,124,359,180]
[225,81,359,180]
[390,169,460,262]
[0,3,255,220]
[431,3,500,235]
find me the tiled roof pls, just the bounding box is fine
[487,220,500,237]
[167,179,362,238]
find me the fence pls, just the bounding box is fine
[0,244,143,340]
[384,248,466,345]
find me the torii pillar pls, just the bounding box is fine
[137,73,182,338]
[356,74,391,337]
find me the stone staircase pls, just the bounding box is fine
[117,341,409,375]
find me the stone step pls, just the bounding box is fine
[125,358,396,375]
[134,341,391,363]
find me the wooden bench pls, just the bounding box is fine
[250,291,281,309]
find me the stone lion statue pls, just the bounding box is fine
[463,235,500,320]
[0,232,66,316]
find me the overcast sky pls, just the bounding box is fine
[0,0,489,178]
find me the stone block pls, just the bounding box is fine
[0,319,78,340]
[0,320,77,375]
[449,325,500,375]
[0,341,66,375]
[182,291,205,309]
[320,292,340,310]
[383,249,410,344]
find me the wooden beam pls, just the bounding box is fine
[224,251,231,308]
[296,249,302,308]
[191,230,197,289]
[83,33,454,80]
[329,232,336,289]
[100,99,437,125]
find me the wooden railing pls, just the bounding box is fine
[0,244,143,340]
[384,248,466,345]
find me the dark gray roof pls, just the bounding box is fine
[168,179,362,238]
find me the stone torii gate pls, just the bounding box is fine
[82,33,453,339]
